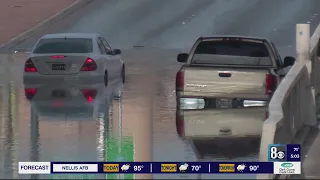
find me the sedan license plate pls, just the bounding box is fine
[216,98,233,108]
[52,90,66,98]
[52,64,66,70]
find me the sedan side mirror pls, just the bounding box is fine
[283,56,295,67]
[113,49,122,55]
[177,53,189,63]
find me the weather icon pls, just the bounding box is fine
[237,164,246,172]
[121,164,131,171]
[179,163,189,172]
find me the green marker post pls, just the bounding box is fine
[106,136,134,179]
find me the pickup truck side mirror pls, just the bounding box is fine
[113,49,122,55]
[177,53,188,63]
[283,56,295,67]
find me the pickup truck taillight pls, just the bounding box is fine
[265,74,278,95]
[176,71,184,91]
[176,113,185,138]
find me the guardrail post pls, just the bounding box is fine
[296,24,317,126]
[296,24,310,62]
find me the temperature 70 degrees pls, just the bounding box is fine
[191,165,201,171]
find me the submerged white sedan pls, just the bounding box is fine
[23,33,125,85]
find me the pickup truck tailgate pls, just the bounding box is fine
[182,67,270,99]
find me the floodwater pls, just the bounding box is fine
[0,50,262,179]
[1,0,320,178]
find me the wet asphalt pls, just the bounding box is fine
[0,0,320,179]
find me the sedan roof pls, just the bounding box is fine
[41,33,100,39]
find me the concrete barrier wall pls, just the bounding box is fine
[257,23,320,179]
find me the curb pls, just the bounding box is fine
[0,0,94,50]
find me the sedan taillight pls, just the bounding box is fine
[24,88,37,100]
[81,89,97,103]
[24,58,37,72]
[81,58,97,71]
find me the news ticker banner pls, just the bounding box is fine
[18,161,301,175]
[268,144,301,162]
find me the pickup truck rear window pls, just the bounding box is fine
[192,41,272,66]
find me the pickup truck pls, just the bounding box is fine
[175,36,295,139]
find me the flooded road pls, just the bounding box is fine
[1,0,320,179]
[0,50,261,179]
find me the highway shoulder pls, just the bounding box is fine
[0,0,94,51]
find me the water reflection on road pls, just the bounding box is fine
[0,50,264,179]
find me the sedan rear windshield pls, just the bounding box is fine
[33,38,93,54]
[192,40,272,66]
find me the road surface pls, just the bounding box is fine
[0,0,320,179]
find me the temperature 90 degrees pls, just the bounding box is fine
[249,165,259,171]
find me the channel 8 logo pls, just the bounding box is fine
[268,144,286,161]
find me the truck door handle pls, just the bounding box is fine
[219,73,231,77]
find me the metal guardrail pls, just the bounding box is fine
[258,23,320,179]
